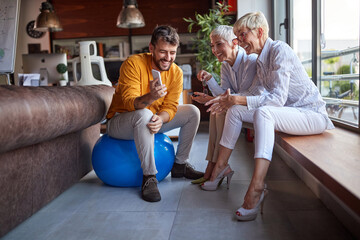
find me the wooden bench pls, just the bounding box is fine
[274,127,360,235]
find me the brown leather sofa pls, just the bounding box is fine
[0,85,114,237]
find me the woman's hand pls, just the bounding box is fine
[147,114,163,134]
[205,89,235,114]
[197,70,212,82]
[191,92,214,104]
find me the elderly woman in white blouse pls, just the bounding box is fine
[204,12,334,221]
[191,25,262,185]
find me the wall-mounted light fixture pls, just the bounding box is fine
[34,1,63,32]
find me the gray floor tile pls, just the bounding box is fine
[2,211,74,240]
[3,121,354,240]
[76,175,184,213]
[39,182,102,213]
[178,180,249,212]
[169,209,299,240]
[47,211,176,240]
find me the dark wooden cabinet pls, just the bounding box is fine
[51,0,211,39]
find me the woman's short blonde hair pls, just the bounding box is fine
[210,25,237,45]
[233,11,269,41]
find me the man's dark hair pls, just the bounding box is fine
[150,25,180,47]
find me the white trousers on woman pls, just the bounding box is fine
[107,104,200,175]
[220,105,327,161]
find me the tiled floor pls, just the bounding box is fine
[3,122,354,240]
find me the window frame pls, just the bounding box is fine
[286,0,360,132]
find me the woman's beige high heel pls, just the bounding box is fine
[200,165,234,191]
[235,186,268,221]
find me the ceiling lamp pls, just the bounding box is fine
[34,1,63,32]
[116,0,145,29]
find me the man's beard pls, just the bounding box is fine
[153,56,173,71]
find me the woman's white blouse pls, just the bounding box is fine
[206,47,262,96]
[246,38,334,129]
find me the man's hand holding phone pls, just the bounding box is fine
[152,69,162,86]
[150,69,167,100]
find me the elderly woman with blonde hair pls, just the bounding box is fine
[191,25,263,185]
[204,12,334,221]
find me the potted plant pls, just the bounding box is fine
[184,2,233,83]
[56,63,68,86]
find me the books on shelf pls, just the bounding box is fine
[104,41,129,59]
[97,42,105,57]
[119,41,130,59]
[105,45,119,58]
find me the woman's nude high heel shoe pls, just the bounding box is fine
[200,165,234,191]
[235,187,268,221]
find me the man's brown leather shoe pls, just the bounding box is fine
[141,175,161,202]
[171,162,204,180]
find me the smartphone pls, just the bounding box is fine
[151,69,162,86]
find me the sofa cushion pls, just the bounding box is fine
[0,85,114,153]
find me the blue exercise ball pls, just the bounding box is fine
[92,133,175,187]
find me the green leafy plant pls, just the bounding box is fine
[184,2,233,83]
[323,55,340,74]
[336,64,355,75]
[324,56,340,65]
[56,63,68,80]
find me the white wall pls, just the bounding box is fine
[14,0,51,84]
[236,0,271,23]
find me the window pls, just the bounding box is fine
[320,0,359,127]
[292,0,312,79]
[292,0,359,129]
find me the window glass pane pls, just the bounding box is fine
[293,0,312,77]
[320,0,359,126]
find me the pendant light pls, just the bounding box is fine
[116,0,145,29]
[34,1,63,32]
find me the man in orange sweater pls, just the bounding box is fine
[106,25,203,202]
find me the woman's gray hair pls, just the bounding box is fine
[210,25,237,45]
[233,11,269,41]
